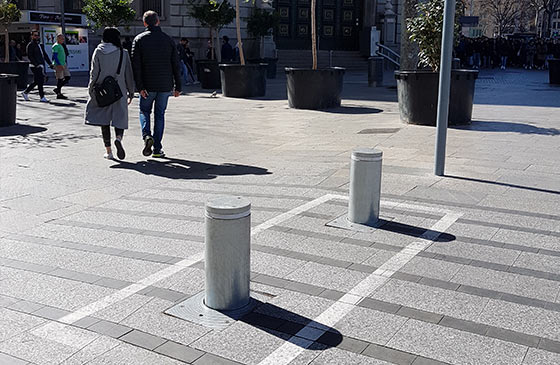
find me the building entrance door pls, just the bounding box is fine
[275,0,362,51]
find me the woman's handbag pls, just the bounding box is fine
[93,49,123,107]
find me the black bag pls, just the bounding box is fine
[94,49,124,107]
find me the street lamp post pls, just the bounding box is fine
[60,0,66,35]
[434,0,456,176]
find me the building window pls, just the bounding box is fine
[142,0,163,16]
[16,0,37,10]
[64,0,84,13]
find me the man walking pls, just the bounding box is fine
[52,34,71,99]
[22,30,53,102]
[131,11,181,158]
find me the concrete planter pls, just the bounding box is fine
[549,59,560,85]
[0,74,18,127]
[219,64,267,98]
[285,67,345,110]
[247,58,278,79]
[394,70,478,126]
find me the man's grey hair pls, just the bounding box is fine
[143,11,159,27]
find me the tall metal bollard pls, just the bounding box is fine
[348,148,383,225]
[205,196,251,311]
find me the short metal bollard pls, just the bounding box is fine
[205,196,251,311]
[368,56,384,87]
[348,148,383,226]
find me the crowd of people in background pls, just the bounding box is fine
[455,36,560,70]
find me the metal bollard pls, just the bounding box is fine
[205,196,251,311]
[368,56,384,87]
[348,148,383,225]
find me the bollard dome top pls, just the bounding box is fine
[352,148,383,161]
[206,196,251,220]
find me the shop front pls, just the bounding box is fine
[10,10,89,72]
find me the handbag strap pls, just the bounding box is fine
[116,48,123,76]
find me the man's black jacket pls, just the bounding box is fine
[26,40,52,68]
[131,26,181,92]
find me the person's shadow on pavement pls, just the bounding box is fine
[109,157,271,180]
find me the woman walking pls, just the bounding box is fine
[85,28,135,160]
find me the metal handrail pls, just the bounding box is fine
[375,43,400,67]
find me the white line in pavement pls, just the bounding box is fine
[258,210,463,365]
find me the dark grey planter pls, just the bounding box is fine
[285,67,345,110]
[0,74,18,127]
[248,58,278,79]
[0,62,29,90]
[196,60,221,89]
[549,59,560,84]
[219,64,267,98]
[394,70,478,126]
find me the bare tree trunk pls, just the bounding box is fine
[400,0,419,70]
[3,32,9,63]
[311,0,317,69]
[236,0,245,65]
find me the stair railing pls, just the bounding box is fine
[375,43,400,68]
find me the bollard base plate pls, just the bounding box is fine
[165,291,258,330]
[326,214,392,233]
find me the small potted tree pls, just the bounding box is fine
[83,0,136,29]
[395,0,478,126]
[284,0,345,109]
[247,8,279,79]
[0,0,27,90]
[219,0,268,97]
[189,0,235,89]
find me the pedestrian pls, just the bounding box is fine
[177,38,195,85]
[122,36,132,54]
[22,30,54,103]
[85,27,135,160]
[131,11,181,158]
[221,35,233,63]
[52,34,71,99]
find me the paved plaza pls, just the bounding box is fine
[1,68,560,365]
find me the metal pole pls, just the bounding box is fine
[60,0,66,35]
[205,196,251,311]
[434,0,456,176]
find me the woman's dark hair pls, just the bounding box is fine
[102,27,122,48]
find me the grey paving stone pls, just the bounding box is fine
[119,250,151,260]
[316,256,352,269]
[438,316,488,336]
[32,306,71,321]
[193,353,243,365]
[0,351,30,365]
[252,274,289,289]
[154,341,205,363]
[348,263,376,273]
[276,321,306,336]
[392,272,422,283]
[456,285,503,300]
[523,348,560,365]
[120,329,167,351]
[485,326,541,347]
[48,268,101,284]
[362,343,416,365]
[318,289,345,301]
[94,277,133,290]
[142,253,178,264]
[72,316,101,329]
[7,300,44,314]
[539,338,560,354]
[87,319,133,338]
[336,336,370,354]
[498,293,548,309]
[412,356,450,365]
[0,295,19,308]
[418,277,460,291]
[282,280,325,297]
[359,298,402,314]
[396,306,443,324]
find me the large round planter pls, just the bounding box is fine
[395,70,478,126]
[219,64,267,98]
[286,67,345,110]
[0,74,18,127]
[196,60,221,89]
[0,62,29,90]
[549,59,560,85]
[248,58,278,79]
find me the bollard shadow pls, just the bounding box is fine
[0,124,47,137]
[321,106,383,115]
[110,157,271,180]
[376,219,456,242]
[445,174,560,196]
[239,300,342,349]
[452,121,560,135]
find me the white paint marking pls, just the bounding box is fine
[258,210,462,365]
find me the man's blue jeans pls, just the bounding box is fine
[139,91,171,153]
